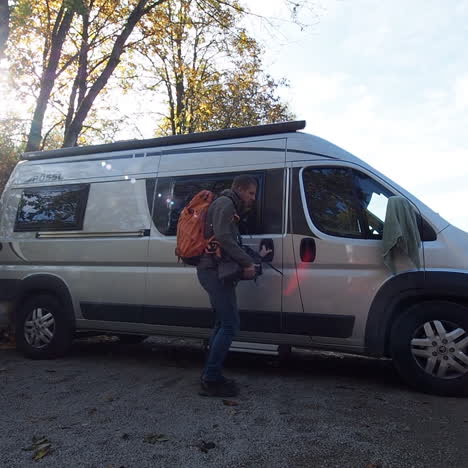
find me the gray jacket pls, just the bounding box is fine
[197,189,253,270]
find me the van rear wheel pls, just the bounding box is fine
[16,294,74,359]
[390,301,468,397]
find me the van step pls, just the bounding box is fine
[229,341,279,355]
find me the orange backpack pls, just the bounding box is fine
[175,190,217,265]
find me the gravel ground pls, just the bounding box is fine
[0,336,467,468]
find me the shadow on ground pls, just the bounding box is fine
[70,335,405,393]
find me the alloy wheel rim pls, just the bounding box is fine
[24,307,56,349]
[411,319,468,379]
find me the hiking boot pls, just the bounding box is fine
[199,378,239,397]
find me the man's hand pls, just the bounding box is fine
[243,264,256,280]
[259,245,273,258]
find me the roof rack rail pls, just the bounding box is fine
[21,120,306,161]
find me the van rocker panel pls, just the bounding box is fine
[80,303,355,338]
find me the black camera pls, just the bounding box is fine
[242,245,263,278]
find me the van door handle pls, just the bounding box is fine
[300,237,316,262]
[259,238,274,262]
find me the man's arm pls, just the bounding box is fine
[211,198,253,268]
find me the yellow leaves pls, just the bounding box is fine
[22,436,54,462]
[144,433,170,444]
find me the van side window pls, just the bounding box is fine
[301,167,436,241]
[353,170,394,239]
[302,167,364,238]
[14,184,90,232]
[353,170,437,240]
[302,167,394,239]
[151,172,265,236]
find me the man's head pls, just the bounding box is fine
[232,175,257,209]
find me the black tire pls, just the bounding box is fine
[116,334,148,345]
[15,294,74,360]
[390,301,468,397]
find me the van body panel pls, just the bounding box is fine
[2,177,153,319]
[158,138,287,173]
[424,225,468,270]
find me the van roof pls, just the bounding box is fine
[21,120,306,161]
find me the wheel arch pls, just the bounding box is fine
[365,271,468,357]
[14,274,76,328]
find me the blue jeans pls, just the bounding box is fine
[197,268,240,382]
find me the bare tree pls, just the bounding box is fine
[0,0,9,59]
[24,1,76,152]
[62,0,167,147]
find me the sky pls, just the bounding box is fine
[248,0,468,232]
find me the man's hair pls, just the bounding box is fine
[232,175,258,191]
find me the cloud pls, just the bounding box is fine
[285,69,468,231]
[454,75,468,109]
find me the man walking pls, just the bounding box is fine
[197,175,258,397]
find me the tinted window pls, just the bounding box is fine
[302,167,364,238]
[302,167,397,239]
[353,170,394,238]
[15,184,90,232]
[301,166,438,242]
[150,172,264,236]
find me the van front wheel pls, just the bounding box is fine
[16,294,74,359]
[390,301,468,397]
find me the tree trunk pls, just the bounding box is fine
[64,10,89,135]
[0,0,9,59]
[25,3,75,152]
[62,0,165,147]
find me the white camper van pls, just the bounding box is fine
[0,121,467,396]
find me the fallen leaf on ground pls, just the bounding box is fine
[33,444,53,461]
[23,436,53,461]
[88,408,97,415]
[365,464,381,468]
[222,400,238,407]
[22,437,48,451]
[121,433,130,440]
[144,433,169,444]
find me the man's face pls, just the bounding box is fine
[237,183,257,209]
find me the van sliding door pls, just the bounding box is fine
[144,140,287,338]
